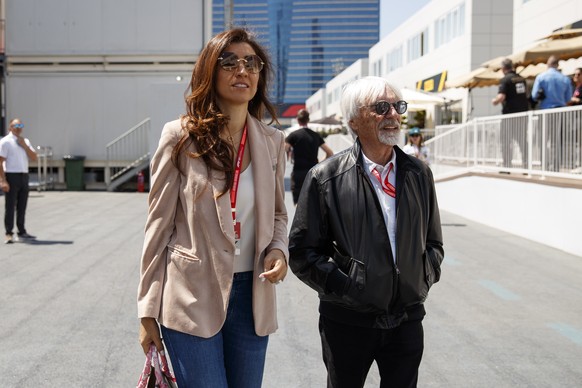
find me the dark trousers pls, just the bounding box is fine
[4,173,30,236]
[290,169,309,205]
[500,119,528,168]
[319,315,424,388]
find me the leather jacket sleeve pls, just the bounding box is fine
[289,168,350,297]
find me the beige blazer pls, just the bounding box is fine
[137,114,288,337]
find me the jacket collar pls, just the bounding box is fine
[351,137,420,174]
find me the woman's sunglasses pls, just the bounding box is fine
[13,123,24,129]
[365,100,408,115]
[218,52,264,74]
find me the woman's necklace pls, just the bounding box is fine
[226,127,242,147]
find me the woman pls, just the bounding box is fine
[137,28,288,388]
[403,127,430,165]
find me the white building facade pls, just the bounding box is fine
[306,0,582,125]
[5,0,212,176]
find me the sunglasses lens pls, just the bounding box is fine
[220,56,239,71]
[219,54,263,73]
[375,101,390,115]
[244,55,263,73]
[396,101,407,114]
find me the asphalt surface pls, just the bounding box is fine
[1,182,581,387]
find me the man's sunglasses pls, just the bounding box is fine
[218,52,264,74]
[13,123,24,129]
[365,100,408,115]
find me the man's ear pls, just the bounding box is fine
[349,120,358,134]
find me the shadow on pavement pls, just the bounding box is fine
[20,240,74,245]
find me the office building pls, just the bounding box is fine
[212,0,379,116]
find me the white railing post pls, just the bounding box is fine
[527,111,534,174]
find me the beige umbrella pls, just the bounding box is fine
[483,35,582,70]
[540,28,582,40]
[400,87,445,104]
[508,35,582,67]
[445,67,502,89]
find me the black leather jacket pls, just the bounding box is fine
[289,140,444,329]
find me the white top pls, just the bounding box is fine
[233,162,256,273]
[362,151,397,262]
[0,133,35,173]
[402,143,430,165]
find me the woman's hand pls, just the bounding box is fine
[139,317,164,354]
[259,248,288,284]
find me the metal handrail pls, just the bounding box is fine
[105,118,150,187]
[427,105,582,180]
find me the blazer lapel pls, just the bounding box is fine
[247,115,276,253]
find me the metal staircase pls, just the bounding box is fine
[105,118,151,191]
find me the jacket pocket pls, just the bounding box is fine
[423,251,435,296]
[348,258,366,291]
[168,245,201,263]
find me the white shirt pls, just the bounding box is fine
[0,133,35,173]
[402,143,431,165]
[362,151,397,262]
[233,162,256,273]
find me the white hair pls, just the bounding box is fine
[340,76,403,136]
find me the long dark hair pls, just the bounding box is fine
[172,28,277,196]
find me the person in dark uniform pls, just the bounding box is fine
[285,109,333,204]
[492,58,529,169]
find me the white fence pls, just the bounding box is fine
[428,105,582,180]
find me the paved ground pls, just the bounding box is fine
[1,184,581,387]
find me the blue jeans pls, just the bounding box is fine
[161,271,269,388]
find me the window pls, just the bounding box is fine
[407,28,429,62]
[434,2,465,49]
[386,46,403,72]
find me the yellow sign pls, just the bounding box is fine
[416,71,448,92]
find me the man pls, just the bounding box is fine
[0,119,38,244]
[532,56,574,171]
[285,109,333,204]
[532,56,573,109]
[567,68,581,106]
[289,77,444,388]
[492,58,529,169]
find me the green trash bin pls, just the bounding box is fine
[63,155,86,191]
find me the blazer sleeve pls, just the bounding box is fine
[266,131,289,260]
[137,121,182,319]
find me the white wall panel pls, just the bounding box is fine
[102,0,138,53]
[6,0,203,55]
[6,0,36,52]
[6,74,191,160]
[35,0,69,52]
[137,0,170,51]
[69,0,103,52]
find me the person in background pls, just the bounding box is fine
[285,109,333,205]
[0,118,38,244]
[402,127,430,165]
[532,56,574,171]
[137,28,288,388]
[491,58,529,169]
[532,56,573,109]
[289,76,444,388]
[567,67,582,106]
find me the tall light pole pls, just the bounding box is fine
[224,0,233,29]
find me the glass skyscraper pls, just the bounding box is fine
[212,0,379,114]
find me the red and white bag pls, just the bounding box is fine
[136,344,177,388]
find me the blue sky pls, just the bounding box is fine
[380,0,431,38]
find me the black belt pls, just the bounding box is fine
[5,172,28,175]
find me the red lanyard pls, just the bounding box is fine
[371,163,396,198]
[229,124,248,223]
